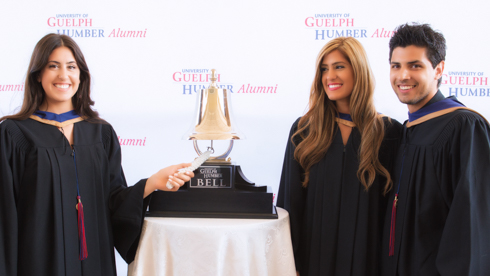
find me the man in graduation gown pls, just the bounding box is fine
[381,23,490,275]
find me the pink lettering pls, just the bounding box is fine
[173,72,181,82]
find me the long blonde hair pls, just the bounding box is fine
[293,37,392,193]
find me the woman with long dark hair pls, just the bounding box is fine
[0,33,192,276]
[277,37,402,276]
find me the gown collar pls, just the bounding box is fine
[30,110,84,127]
[406,95,466,128]
[335,112,356,127]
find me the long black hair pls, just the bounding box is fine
[1,33,102,122]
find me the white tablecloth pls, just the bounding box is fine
[128,207,296,276]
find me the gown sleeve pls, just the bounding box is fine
[433,111,490,275]
[0,121,27,276]
[102,124,151,264]
[276,118,306,272]
[379,118,403,193]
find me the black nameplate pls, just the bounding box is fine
[189,166,232,188]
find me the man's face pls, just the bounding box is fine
[390,45,444,113]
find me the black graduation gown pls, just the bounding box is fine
[0,118,151,276]
[381,109,490,275]
[277,117,402,276]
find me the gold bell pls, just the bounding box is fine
[184,69,243,161]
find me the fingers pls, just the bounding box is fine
[159,163,196,192]
[173,171,194,183]
[168,174,185,186]
[167,175,183,190]
[168,171,195,189]
[180,171,195,180]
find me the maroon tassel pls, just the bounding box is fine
[76,196,88,260]
[389,194,398,256]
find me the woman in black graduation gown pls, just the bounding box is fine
[277,37,402,276]
[0,34,193,276]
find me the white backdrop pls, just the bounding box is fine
[1,0,490,274]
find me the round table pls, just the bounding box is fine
[128,207,296,276]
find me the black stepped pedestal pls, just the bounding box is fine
[147,164,277,219]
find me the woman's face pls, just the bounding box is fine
[39,46,80,112]
[321,50,355,105]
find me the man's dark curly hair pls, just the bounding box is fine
[389,23,446,87]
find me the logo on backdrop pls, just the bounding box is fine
[370,28,395,38]
[173,69,231,95]
[236,84,278,94]
[304,13,367,40]
[47,14,147,38]
[118,136,147,146]
[0,84,24,92]
[304,13,396,39]
[172,69,278,95]
[442,71,490,98]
